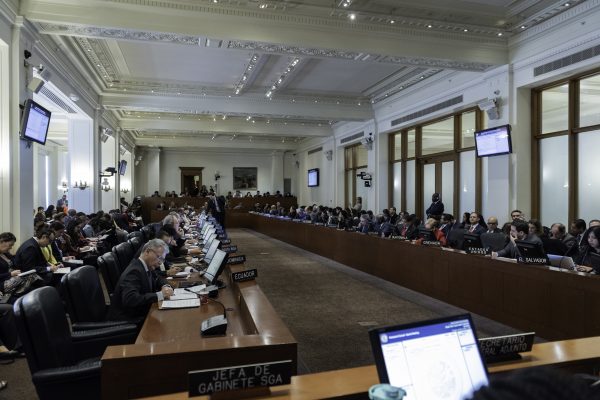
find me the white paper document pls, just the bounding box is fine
[160,298,200,309]
[54,267,71,274]
[169,293,199,300]
[18,270,37,277]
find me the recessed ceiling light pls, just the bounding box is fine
[259,3,267,9]
[314,100,318,103]
[563,2,570,6]
[427,24,432,28]
[357,102,361,106]
[390,20,395,24]
[521,25,526,29]
[349,13,356,21]
[463,28,468,32]
[497,32,503,36]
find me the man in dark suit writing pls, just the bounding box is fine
[108,239,174,321]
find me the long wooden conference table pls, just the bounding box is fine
[234,213,600,341]
[143,334,600,399]
[101,265,297,399]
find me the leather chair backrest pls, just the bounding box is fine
[481,232,510,252]
[542,237,568,256]
[447,229,465,250]
[127,231,142,241]
[61,266,107,323]
[112,242,135,272]
[97,252,121,294]
[128,236,143,253]
[14,287,74,373]
[140,225,155,242]
[115,228,129,244]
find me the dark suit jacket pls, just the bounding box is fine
[107,258,169,321]
[466,224,486,236]
[426,201,444,217]
[13,238,49,274]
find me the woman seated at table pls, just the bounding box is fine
[416,218,448,246]
[0,233,21,293]
[575,226,600,273]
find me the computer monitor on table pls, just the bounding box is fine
[369,314,488,400]
[515,240,549,265]
[202,233,217,252]
[203,239,220,264]
[204,249,229,285]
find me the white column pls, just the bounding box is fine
[270,151,284,193]
[114,128,121,207]
[10,17,34,243]
[93,109,102,211]
[68,118,94,214]
[101,134,116,211]
[145,148,161,195]
[0,37,9,233]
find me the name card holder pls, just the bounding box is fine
[221,245,238,254]
[422,240,441,247]
[220,239,231,245]
[478,332,535,363]
[188,360,292,399]
[227,255,246,265]
[466,246,491,255]
[231,268,257,283]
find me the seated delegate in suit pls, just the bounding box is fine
[107,239,174,321]
[485,217,502,234]
[492,220,543,260]
[466,212,487,235]
[415,218,448,246]
[13,227,59,276]
[397,214,419,240]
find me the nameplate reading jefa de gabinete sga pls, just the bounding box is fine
[188,360,292,396]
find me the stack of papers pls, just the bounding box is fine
[174,271,191,278]
[159,298,200,309]
[55,267,71,274]
[169,292,199,300]
[175,284,206,294]
[18,270,37,277]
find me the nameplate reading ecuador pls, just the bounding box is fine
[227,255,246,265]
[188,360,292,396]
[221,245,238,253]
[231,268,257,283]
[478,332,535,363]
[466,246,491,255]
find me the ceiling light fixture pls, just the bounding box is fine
[264,58,301,98]
[497,32,503,37]
[427,24,432,28]
[349,13,356,21]
[259,3,267,9]
[563,2,570,6]
[231,134,236,141]
[234,53,260,96]
[211,134,216,140]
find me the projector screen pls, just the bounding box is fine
[308,168,319,187]
[474,125,512,157]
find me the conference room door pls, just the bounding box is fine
[419,155,456,219]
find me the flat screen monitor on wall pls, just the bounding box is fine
[308,168,319,187]
[20,99,51,145]
[474,124,512,157]
[119,160,127,175]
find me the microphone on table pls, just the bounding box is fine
[185,288,228,336]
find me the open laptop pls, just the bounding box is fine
[369,314,488,400]
[547,254,576,270]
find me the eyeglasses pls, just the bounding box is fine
[149,249,166,262]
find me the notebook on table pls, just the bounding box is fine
[369,314,488,400]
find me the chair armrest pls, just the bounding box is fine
[32,358,101,384]
[72,321,132,331]
[71,324,137,360]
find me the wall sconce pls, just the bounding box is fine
[101,178,111,192]
[121,188,130,194]
[58,181,68,193]
[73,181,89,190]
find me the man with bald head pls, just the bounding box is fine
[486,217,502,233]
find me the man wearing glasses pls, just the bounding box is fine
[108,239,174,321]
[486,217,502,233]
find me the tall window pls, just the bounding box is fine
[389,108,482,218]
[344,144,367,209]
[533,69,600,225]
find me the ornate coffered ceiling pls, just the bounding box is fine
[20,0,586,151]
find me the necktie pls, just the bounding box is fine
[147,270,153,290]
[470,226,475,233]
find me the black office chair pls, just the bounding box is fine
[127,230,143,241]
[61,266,142,330]
[128,236,143,253]
[542,237,568,256]
[447,229,465,250]
[13,287,137,400]
[112,242,135,272]
[481,232,509,252]
[97,252,121,294]
[140,225,155,242]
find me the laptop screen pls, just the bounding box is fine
[369,314,488,400]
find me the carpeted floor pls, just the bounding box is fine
[0,228,524,398]
[228,229,523,375]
